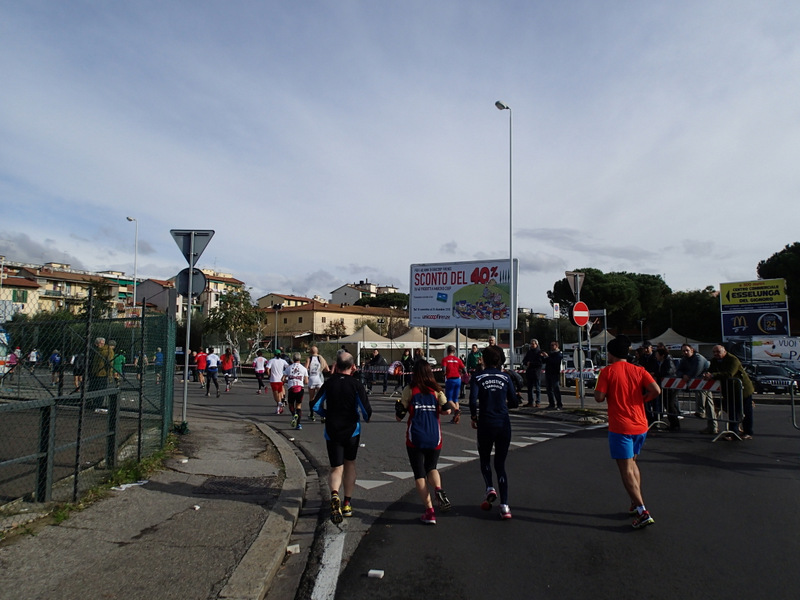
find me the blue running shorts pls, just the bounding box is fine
[608,432,647,460]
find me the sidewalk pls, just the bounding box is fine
[0,415,306,600]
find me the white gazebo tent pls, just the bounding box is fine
[648,328,703,350]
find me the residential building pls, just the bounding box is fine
[11,263,121,316]
[256,293,312,310]
[264,300,408,348]
[195,270,245,316]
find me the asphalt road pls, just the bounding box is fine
[177,377,800,600]
[333,403,800,600]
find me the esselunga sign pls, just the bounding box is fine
[409,259,517,328]
[720,279,787,312]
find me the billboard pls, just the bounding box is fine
[719,279,787,312]
[720,278,790,339]
[409,259,517,328]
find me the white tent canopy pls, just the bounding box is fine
[648,328,703,349]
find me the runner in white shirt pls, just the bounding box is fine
[283,353,309,430]
[267,351,289,413]
[253,350,268,394]
[305,346,329,422]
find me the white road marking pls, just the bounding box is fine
[311,528,345,600]
[357,479,394,489]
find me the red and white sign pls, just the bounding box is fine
[571,301,589,327]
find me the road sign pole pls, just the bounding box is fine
[181,232,195,427]
[574,274,584,407]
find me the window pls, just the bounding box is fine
[354,318,360,326]
[283,318,287,324]
[298,317,303,324]
[322,317,327,323]
[12,289,28,303]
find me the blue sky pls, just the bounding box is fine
[2,1,799,313]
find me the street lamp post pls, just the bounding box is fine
[495,100,514,366]
[273,304,283,350]
[126,217,138,314]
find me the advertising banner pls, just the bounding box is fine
[722,310,790,337]
[720,278,790,339]
[409,259,517,328]
[719,279,787,313]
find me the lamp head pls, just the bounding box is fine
[126,216,135,222]
[495,101,509,110]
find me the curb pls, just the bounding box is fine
[219,421,307,600]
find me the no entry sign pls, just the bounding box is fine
[571,301,590,327]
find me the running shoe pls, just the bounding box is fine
[295,423,302,430]
[342,502,352,518]
[632,510,654,529]
[330,494,343,524]
[290,414,299,429]
[421,507,436,525]
[481,487,497,511]
[256,390,261,395]
[278,402,284,415]
[435,489,452,512]
[216,390,220,398]
[628,503,639,515]
[310,414,316,422]
[499,504,512,520]
[451,410,461,424]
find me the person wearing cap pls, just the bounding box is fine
[595,335,661,529]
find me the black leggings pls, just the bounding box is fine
[477,421,511,504]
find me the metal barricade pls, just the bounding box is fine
[656,377,750,442]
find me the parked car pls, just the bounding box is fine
[742,362,799,394]
[563,358,597,389]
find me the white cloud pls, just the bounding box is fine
[1,1,798,314]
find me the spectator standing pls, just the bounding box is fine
[367,349,388,394]
[638,342,660,424]
[704,345,754,439]
[396,360,457,524]
[676,344,714,432]
[469,345,518,520]
[594,335,661,529]
[312,352,372,523]
[544,341,564,409]
[399,348,414,391]
[88,338,114,411]
[654,347,680,430]
[522,339,545,407]
[441,345,466,424]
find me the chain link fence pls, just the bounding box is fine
[0,290,175,534]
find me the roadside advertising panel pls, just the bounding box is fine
[720,279,790,339]
[409,259,517,328]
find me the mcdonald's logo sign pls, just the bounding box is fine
[731,315,748,333]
